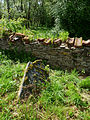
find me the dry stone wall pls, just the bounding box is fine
[0,37,90,75]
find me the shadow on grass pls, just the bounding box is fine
[1,49,88,77]
[0,49,36,63]
[0,49,77,72]
[0,49,49,67]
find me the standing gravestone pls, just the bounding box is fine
[18,60,49,99]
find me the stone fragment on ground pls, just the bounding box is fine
[60,42,67,48]
[18,60,49,99]
[9,34,14,41]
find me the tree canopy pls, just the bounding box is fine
[0,0,90,39]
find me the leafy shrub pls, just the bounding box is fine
[59,31,69,42]
[0,17,26,32]
[52,0,90,39]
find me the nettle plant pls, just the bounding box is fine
[59,31,69,42]
[0,17,26,33]
[51,28,69,42]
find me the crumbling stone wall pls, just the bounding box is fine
[0,38,90,75]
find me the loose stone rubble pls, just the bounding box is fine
[18,60,49,99]
[3,31,90,47]
[9,33,30,44]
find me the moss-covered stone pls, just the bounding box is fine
[18,60,49,99]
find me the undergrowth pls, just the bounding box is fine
[0,49,90,120]
[0,18,69,42]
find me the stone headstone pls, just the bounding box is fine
[18,60,49,99]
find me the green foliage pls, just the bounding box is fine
[0,17,25,32]
[51,0,90,39]
[0,0,90,39]
[80,77,90,90]
[0,51,25,96]
[0,50,89,120]
[59,31,69,42]
[0,18,69,42]
[38,69,89,108]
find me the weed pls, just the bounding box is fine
[80,77,90,90]
[59,31,69,42]
[0,18,70,43]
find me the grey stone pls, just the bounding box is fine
[18,60,49,99]
[0,38,90,75]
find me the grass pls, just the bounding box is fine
[0,49,90,120]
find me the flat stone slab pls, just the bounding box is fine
[18,60,49,99]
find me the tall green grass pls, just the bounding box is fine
[0,49,90,120]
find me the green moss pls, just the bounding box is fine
[28,64,33,70]
[24,76,28,81]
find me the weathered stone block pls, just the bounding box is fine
[82,40,90,46]
[22,37,30,44]
[43,39,51,45]
[67,37,74,47]
[53,39,62,46]
[15,33,25,38]
[18,60,49,99]
[37,38,45,42]
[74,37,82,48]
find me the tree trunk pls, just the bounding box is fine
[21,0,23,12]
[28,1,30,20]
[6,0,10,19]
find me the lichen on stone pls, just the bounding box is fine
[18,60,49,99]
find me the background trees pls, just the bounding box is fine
[0,0,90,39]
[51,0,90,39]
